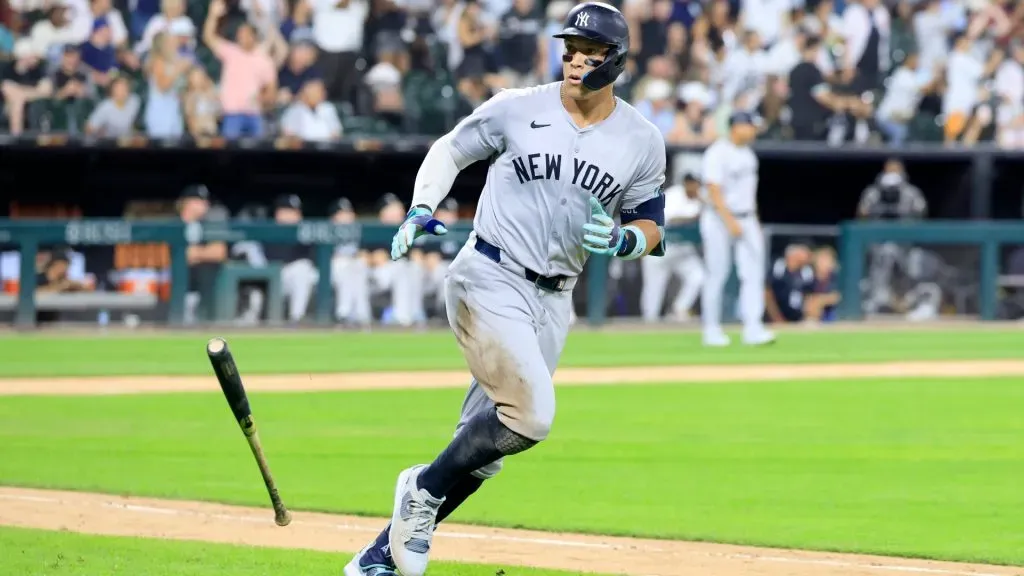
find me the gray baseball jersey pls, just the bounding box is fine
[436,82,667,474]
[447,82,667,277]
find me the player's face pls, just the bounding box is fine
[562,37,612,100]
[732,122,757,144]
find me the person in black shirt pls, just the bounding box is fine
[329,197,372,326]
[180,184,227,324]
[52,46,94,133]
[263,194,318,324]
[765,243,813,323]
[1,39,53,135]
[497,0,543,88]
[787,35,844,141]
[277,40,321,107]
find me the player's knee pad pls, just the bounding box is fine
[498,403,554,443]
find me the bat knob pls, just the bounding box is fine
[207,337,227,355]
[275,510,292,527]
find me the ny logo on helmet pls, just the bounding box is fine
[575,11,590,27]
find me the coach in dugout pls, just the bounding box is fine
[180,184,227,324]
[765,243,841,325]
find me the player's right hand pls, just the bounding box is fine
[727,218,743,238]
[390,205,448,260]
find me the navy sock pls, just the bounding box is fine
[369,475,485,567]
[416,408,536,498]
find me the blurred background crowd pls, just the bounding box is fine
[0,0,1022,145]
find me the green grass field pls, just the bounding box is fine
[0,328,1019,377]
[0,526,580,576]
[0,328,1022,573]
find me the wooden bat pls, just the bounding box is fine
[206,337,291,527]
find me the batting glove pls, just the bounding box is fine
[391,205,448,261]
[581,196,625,256]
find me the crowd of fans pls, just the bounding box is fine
[0,0,1022,144]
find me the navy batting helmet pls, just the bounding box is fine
[554,2,629,91]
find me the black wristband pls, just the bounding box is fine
[615,228,638,257]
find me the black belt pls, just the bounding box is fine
[474,237,571,292]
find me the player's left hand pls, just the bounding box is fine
[581,196,623,256]
[391,205,448,260]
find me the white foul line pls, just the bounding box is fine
[0,493,1015,576]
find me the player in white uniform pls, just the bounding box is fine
[343,4,667,576]
[640,172,704,322]
[699,112,775,346]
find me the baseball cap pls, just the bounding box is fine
[275,194,302,210]
[179,184,210,201]
[438,197,459,213]
[376,193,402,211]
[329,197,354,215]
[682,173,701,184]
[729,111,757,126]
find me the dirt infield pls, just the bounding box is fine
[2,360,1022,576]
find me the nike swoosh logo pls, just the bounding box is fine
[530,121,551,129]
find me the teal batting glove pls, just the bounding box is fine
[582,196,624,256]
[391,205,448,260]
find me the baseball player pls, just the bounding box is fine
[699,112,775,346]
[344,4,667,576]
[329,197,373,326]
[640,172,704,323]
[414,197,462,317]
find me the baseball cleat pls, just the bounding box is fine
[742,329,776,346]
[702,331,731,347]
[388,465,445,576]
[343,541,398,576]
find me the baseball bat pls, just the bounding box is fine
[206,337,292,527]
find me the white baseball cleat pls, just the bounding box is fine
[742,329,776,346]
[702,331,731,347]
[388,465,445,576]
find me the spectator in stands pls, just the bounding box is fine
[943,31,987,143]
[51,45,92,132]
[497,0,543,88]
[79,18,118,88]
[636,0,673,73]
[204,0,277,139]
[243,0,289,36]
[312,0,368,104]
[876,50,934,146]
[912,0,956,75]
[329,197,372,326]
[27,3,76,60]
[183,65,220,137]
[668,82,718,144]
[179,184,226,324]
[143,31,187,138]
[540,0,570,82]
[135,0,194,56]
[635,78,675,137]
[995,41,1024,148]
[85,76,140,136]
[264,194,318,324]
[280,0,314,44]
[788,35,844,140]
[128,0,163,42]
[702,0,738,52]
[277,39,321,107]
[363,43,406,127]
[455,0,502,105]
[665,22,691,79]
[840,0,890,94]
[720,29,767,110]
[740,0,791,50]
[1,38,52,135]
[805,245,840,323]
[764,243,813,324]
[279,77,342,141]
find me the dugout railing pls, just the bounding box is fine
[0,219,1019,327]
